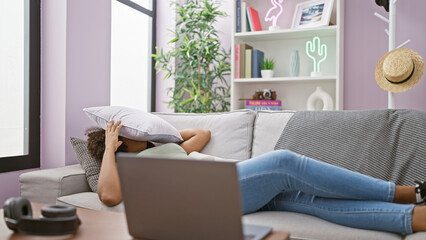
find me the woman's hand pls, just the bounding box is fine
[105,120,123,152]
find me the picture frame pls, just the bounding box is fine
[291,0,334,29]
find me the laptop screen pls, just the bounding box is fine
[116,153,246,240]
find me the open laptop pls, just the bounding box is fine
[116,153,272,240]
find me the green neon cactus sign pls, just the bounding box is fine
[306,36,328,73]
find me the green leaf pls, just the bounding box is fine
[181,97,194,105]
[182,87,194,96]
[155,0,231,113]
[169,37,179,44]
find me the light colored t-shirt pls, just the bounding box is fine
[136,143,189,159]
[136,143,239,162]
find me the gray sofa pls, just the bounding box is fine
[19,110,426,240]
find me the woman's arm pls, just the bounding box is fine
[179,129,211,154]
[97,120,123,207]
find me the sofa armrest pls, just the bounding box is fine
[19,164,92,204]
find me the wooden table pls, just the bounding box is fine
[0,203,290,240]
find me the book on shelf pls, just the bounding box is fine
[234,43,252,78]
[246,7,253,31]
[247,7,262,32]
[245,100,282,111]
[241,1,250,32]
[245,49,252,78]
[236,0,241,32]
[252,49,264,78]
[234,44,240,78]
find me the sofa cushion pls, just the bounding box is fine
[70,137,100,192]
[154,110,256,160]
[57,192,124,212]
[243,211,403,240]
[251,110,295,158]
[275,109,426,186]
[19,164,91,204]
[405,233,426,240]
[84,106,183,143]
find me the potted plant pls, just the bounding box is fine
[152,0,231,113]
[261,57,275,78]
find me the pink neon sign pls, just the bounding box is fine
[265,0,284,27]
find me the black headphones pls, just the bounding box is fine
[3,197,81,236]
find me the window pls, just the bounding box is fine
[110,0,156,111]
[0,0,41,172]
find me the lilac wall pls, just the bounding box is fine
[0,170,29,208]
[41,0,67,169]
[155,1,175,112]
[65,0,112,165]
[344,0,426,110]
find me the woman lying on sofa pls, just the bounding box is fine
[86,120,426,234]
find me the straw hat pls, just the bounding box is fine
[375,48,424,93]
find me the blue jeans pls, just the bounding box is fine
[237,150,415,234]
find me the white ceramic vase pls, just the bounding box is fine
[261,70,274,78]
[269,26,280,31]
[306,86,334,110]
[310,72,322,77]
[290,50,300,77]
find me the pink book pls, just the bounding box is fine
[234,44,240,78]
[247,7,262,32]
[246,100,281,107]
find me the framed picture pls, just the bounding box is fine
[291,0,334,29]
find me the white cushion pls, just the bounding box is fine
[243,211,402,240]
[251,110,295,158]
[19,165,91,204]
[405,233,426,240]
[154,110,256,160]
[83,106,183,143]
[57,192,124,212]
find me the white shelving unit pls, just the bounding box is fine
[231,0,344,111]
[234,75,337,83]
